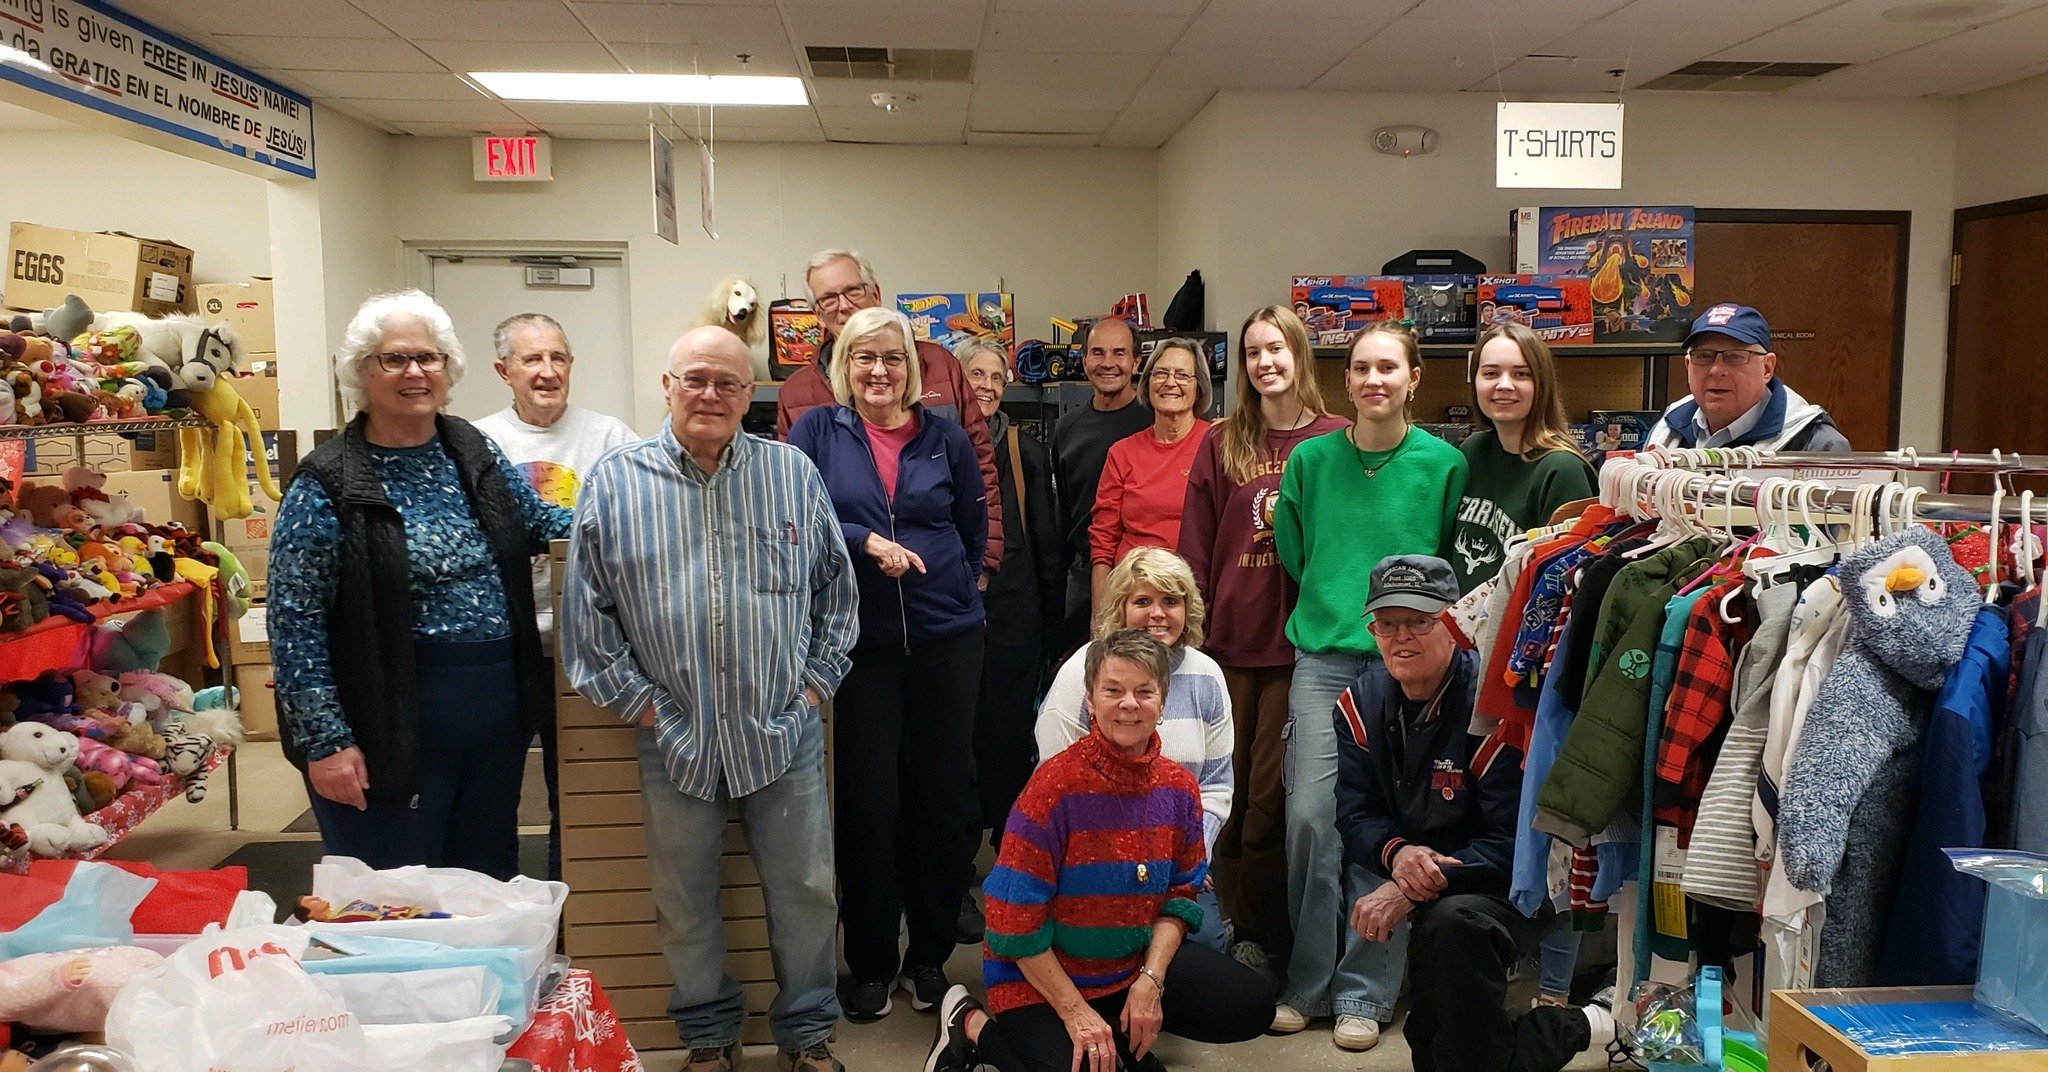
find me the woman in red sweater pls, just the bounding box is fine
[924,629,1272,1072]
[1177,305,1346,968]
[1089,340,1212,617]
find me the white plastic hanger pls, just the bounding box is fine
[1985,474,2004,606]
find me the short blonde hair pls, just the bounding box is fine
[1093,546,1206,649]
[830,307,924,410]
[1137,338,1213,416]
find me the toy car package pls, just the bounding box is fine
[1290,275,1406,348]
[896,292,1015,354]
[1509,205,1696,343]
[769,298,822,381]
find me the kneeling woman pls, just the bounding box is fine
[927,630,1273,1072]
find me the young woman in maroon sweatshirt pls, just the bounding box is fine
[1177,305,1346,967]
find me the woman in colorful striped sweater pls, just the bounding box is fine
[1034,547,1234,952]
[926,630,1272,1072]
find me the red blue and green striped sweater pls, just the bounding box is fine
[982,729,1207,1015]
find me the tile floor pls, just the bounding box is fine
[111,742,1617,1072]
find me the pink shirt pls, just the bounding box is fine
[862,414,919,500]
[1090,419,1211,567]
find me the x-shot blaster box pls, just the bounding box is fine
[1509,205,1696,343]
[1476,274,1594,344]
[1290,275,1405,347]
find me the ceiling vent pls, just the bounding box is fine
[1638,60,1849,91]
[804,46,973,81]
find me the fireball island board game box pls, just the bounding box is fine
[1509,206,1696,343]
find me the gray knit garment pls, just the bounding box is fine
[1682,581,1798,910]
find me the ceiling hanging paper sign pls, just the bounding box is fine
[699,140,718,240]
[650,125,678,244]
[1496,101,1624,189]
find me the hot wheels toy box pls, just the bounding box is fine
[1476,274,1593,345]
[769,299,822,381]
[1290,275,1405,347]
[1509,205,1695,343]
[896,292,1015,353]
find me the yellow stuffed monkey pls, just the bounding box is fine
[176,377,282,520]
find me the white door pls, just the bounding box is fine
[425,254,639,429]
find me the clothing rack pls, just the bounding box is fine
[1609,449,2048,526]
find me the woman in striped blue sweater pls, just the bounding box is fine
[1034,548,1234,952]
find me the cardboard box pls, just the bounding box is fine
[5,223,193,317]
[233,661,277,741]
[1289,275,1405,348]
[196,279,275,354]
[129,430,178,470]
[1576,410,1663,457]
[25,433,133,475]
[227,601,269,664]
[211,430,297,558]
[99,468,206,532]
[1508,206,1695,343]
[233,373,280,431]
[1477,274,1594,345]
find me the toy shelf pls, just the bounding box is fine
[1311,342,1683,359]
[0,415,212,441]
[0,747,227,876]
[1314,342,1683,413]
[0,581,198,681]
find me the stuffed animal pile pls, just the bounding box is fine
[0,465,218,633]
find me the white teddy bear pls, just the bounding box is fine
[0,723,111,856]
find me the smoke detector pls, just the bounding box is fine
[871,92,918,113]
[1372,124,1439,157]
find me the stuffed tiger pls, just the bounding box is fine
[159,728,214,803]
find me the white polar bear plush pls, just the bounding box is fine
[0,723,111,856]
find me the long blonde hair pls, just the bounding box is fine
[1221,306,1328,485]
[1468,322,1582,460]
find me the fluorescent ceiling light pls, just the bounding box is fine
[470,72,807,106]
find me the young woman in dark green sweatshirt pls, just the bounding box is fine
[1270,322,1466,1050]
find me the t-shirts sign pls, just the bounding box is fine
[1496,102,1623,190]
[0,0,314,178]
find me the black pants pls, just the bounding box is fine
[977,941,1273,1072]
[305,637,525,881]
[976,630,1043,851]
[539,660,561,882]
[833,626,984,982]
[1406,894,1592,1072]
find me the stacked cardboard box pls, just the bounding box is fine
[4,223,194,318]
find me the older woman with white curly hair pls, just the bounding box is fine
[268,289,571,879]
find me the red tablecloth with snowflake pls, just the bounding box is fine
[508,969,644,1072]
[0,749,227,876]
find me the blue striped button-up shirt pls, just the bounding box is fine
[561,423,859,801]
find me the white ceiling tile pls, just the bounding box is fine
[618,50,805,76]
[967,97,1118,133]
[993,0,1205,12]
[1802,0,2048,25]
[338,98,534,124]
[419,40,627,73]
[966,131,1100,146]
[1952,58,2048,94]
[536,121,821,142]
[980,11,1190,53]
[1403,0,1632,21]
[573,4,789,46]
[1311,18,1496,91]
[1200,0,1416,16]
[291,71,493,101]
[697,125,829,142]
[116,0,392,38]
[208,34,442,72]
[807,79,974,109]
[1513,16,1775,89]
[779,4,986,50]
[533,123,664,139]
[1605,0,1837,22]
[1787,0,2048,93]
[973,52,1154,103]
[1171,14,1391,65]
[572,0,778,5]
[823,126,964,144]
[1147,52,1310,90]
[502,100,819,126]
[1101,108,1191,146]
[814,104,969,132]
[351,0,597,42]
[1711,21,1955,63]
[1483,55,1645,93]
[1124,71,1217,115]
[1100,128,1165,148]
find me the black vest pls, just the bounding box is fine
[285,414,550,801]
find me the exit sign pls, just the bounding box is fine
[473,135,552,181]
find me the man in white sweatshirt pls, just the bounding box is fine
[476,311,637,880]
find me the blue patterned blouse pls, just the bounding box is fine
[269,436,572,762]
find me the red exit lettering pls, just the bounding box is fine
[487,137,536,177]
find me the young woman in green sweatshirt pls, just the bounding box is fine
[1270,321,1466,1050]
[1450,323,1597,593]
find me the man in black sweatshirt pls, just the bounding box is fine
[1334,555,1616,1072]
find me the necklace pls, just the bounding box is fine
[1350,425,1411,479]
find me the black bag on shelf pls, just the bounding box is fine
[1381,249,1487,275]
[1162,270,1204,331]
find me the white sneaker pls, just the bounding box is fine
[1269,1003,1308,1034]
[1333,1015,1381,1052]
[1582,1003,1617,1051]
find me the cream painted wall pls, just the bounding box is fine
[383,137,1159,432]
[1157,102,1224,321]
[1957,72,2048,208]
[1159,90,1961,449]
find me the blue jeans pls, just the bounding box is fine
[1284,649,1403,1021]
[639,715,839,1051]
[1538,916,1580,997]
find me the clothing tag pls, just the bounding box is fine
[1653,826,1689,940]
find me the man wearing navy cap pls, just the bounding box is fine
[1648,303,1850,452]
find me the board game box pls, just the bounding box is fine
[1509,205,1696,343]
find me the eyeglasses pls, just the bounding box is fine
[849,351,908,369]
[1148,369,1198,385]
[1683,347,1764,368]
[813,283,874,310]
[1366,616,1441,639]
[374,351,448,373]
[675,374,751,397]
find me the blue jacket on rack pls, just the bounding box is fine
[787,402,987,651]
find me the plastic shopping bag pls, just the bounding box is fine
[1946,848,2048,1036]
[302,931,529,1031]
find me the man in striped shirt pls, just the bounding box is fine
[561,326,859,1072]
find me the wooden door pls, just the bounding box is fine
[1662,213,1907,450]
[1946,199,2048,491]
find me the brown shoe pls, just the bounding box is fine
[685,1042,742,1072]
[780,1041,846,1072]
